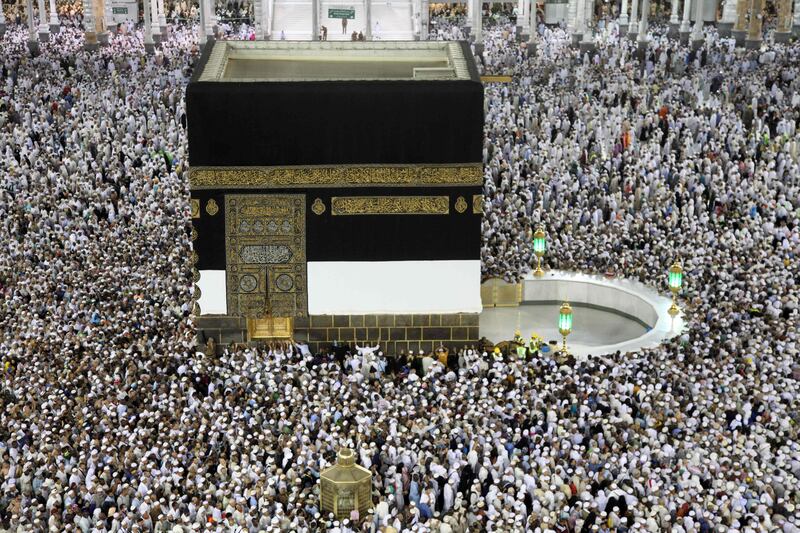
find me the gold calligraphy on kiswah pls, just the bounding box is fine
[331,196,450,216]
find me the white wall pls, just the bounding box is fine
[198,270,227,315]
[308,260,482,315]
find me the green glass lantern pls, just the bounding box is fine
[532,226,546,277]
[558,302,573,353]
[668,263,684,292]
[668,262,684,317]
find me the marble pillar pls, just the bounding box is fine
[157,0,167,34]
[744,0,763,48]
[638,0,649,39]
[149,0,161,43]
[206,0,219,36]
[81,0,95,50]
[794,0,800,36]
[691,0,704,47]
[366,0,373,39]
[473,0,482,52]
[37,0,49,40]
[254,0,264,39]
[573,0,585,44]
[731,0,747,44]
[198,0,207,42]
[718,0,737,35]
[48,0,59,32]
[679,0,691,41]
[773,0,792,41]
[627,0,639,39]
[669,0,680,35]
[567,0,578,34]
[528,0,537,54]
[420,0,428,39]
[28,0,40,52]
[311,0,319,39]
[618,0,629,32]
[583,0,593,38]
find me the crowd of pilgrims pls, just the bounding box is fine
[0,3,800,531]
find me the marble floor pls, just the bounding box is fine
[479,304,649,357]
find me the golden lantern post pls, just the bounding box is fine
[532,226,547,277]
[558,302,573,354]
[667,262,684,317]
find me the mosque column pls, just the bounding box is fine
[95,0,108,44]
[143,0,155,52]
[0,3,5,38]
[794,0,800,36]
[37,0,50,41]
[626,0,638,39]
[420,0,428,39]
[584,0,593,37]
[157,0,168,36]
[527,0,537,55]
[205,0,216,37]
[744,0,763,48]
[618,0,629,35]
[679,0,691,41]
[717,0,737,36]
[150,0,161,43]
[48,0,59,32]
[731,0,747,44]
[519,0,530,38]
[636,0,650,57]
[567,0,578,35]
[572,0,584,43]
[27,0,40,52]
[366,0,372,39]
[254,0,264,39]
[311,0,319,39]
[472,0,482,53]
[773,0,792,42]
[668,0,679,35]
[690,0,703,47]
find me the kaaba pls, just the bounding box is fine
[187,40,484,353]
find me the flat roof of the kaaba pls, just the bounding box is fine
[186,40,482,168]
[195,41,473,82]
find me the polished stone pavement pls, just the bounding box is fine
[480,304,648,355]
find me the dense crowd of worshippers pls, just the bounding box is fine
[1,3,800,532]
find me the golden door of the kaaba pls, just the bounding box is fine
[225,194,307,319]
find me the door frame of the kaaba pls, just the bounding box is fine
[225,194,308,318]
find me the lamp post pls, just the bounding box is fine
[532,226,546,277]
[667,262,684,317]
[558,302,573,354]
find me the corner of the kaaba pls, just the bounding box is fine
[187,41,485,353]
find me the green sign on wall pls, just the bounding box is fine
[112,6,128,13]
[328,8,355,19]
